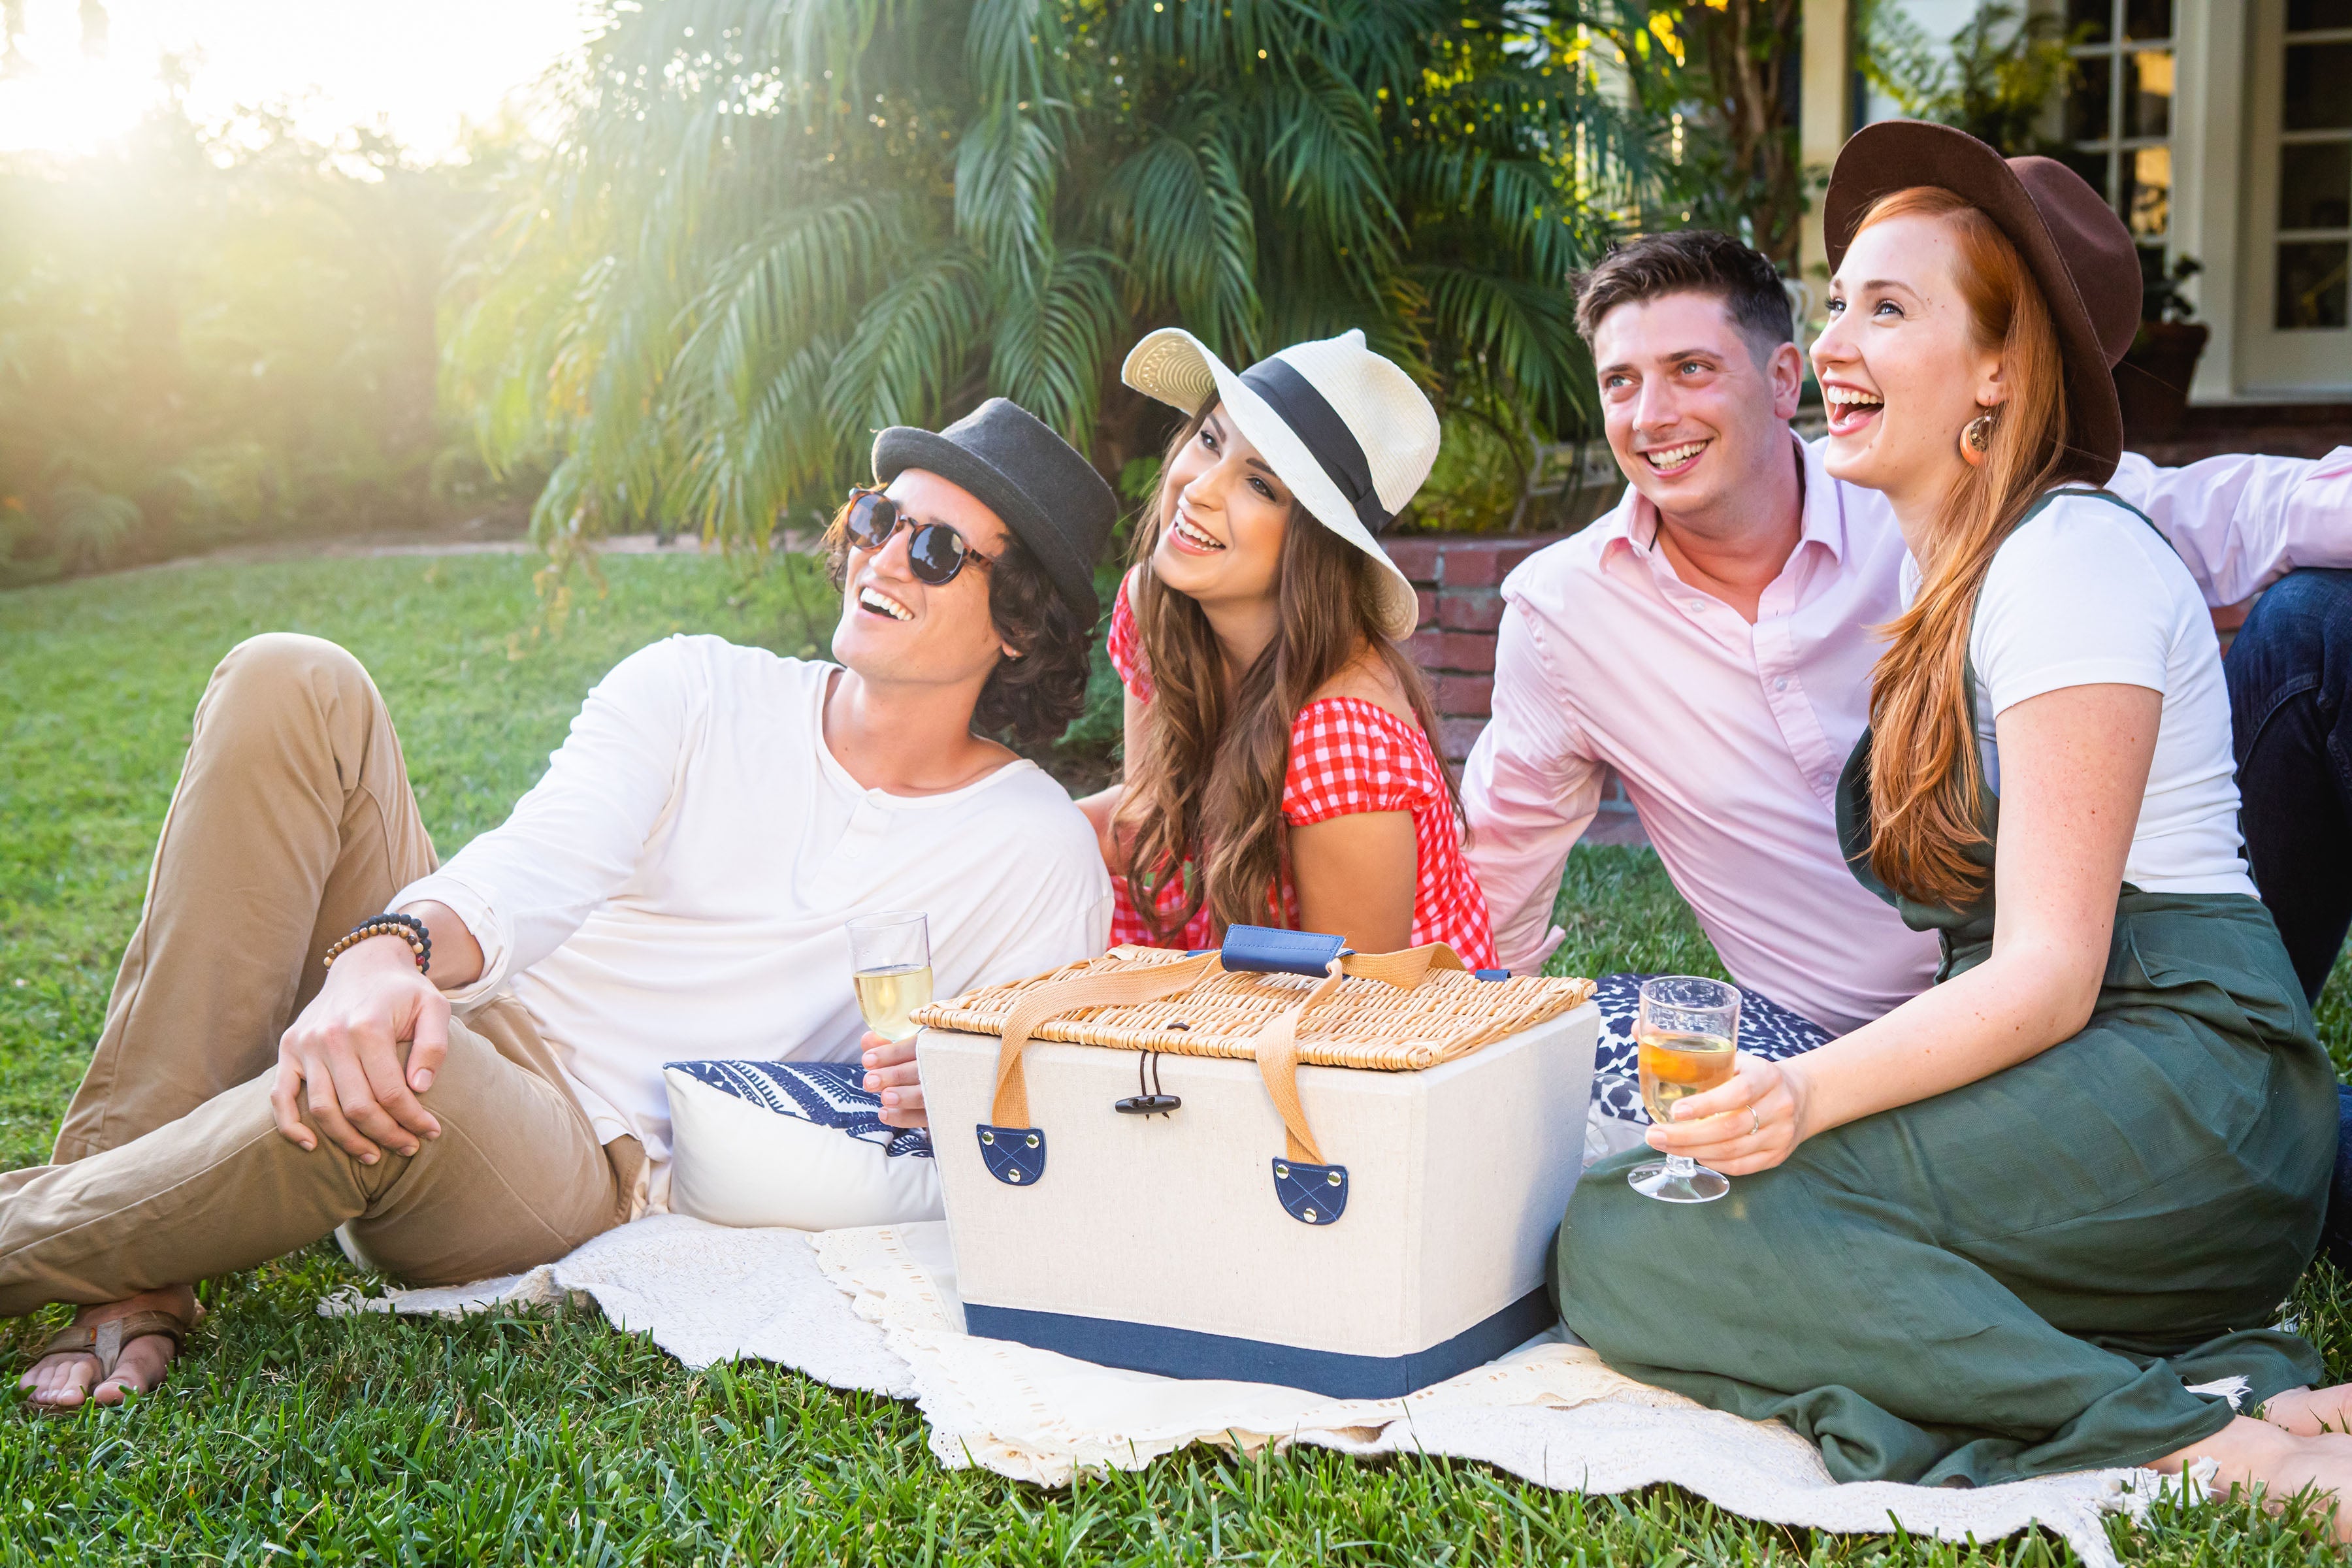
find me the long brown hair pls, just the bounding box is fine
[1115,399,1457,939]
[1861,186,2072,907]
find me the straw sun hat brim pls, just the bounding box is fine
[1122,329,1421,642]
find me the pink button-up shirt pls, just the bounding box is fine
[1464,437,2352,1035]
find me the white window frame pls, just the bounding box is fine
[2233,0,2352,396]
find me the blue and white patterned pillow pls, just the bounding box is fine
[662,1058,943,1231]
[665,1060,934,1158]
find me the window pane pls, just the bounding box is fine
[2287,44,2352,133]
[2123,145,2170,238]
[2288,0,2352,31]
[2123,0,2171,38]
[2278,241,2350,329]
[2124,50,2172,139]
[2069,0,2112,43]
[2070,54,2114,142]
[2059,146,2112,206]
[2281,142,2352,231]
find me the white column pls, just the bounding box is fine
[1799,0,1853,302]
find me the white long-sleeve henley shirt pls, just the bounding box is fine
[394,634,1113,1206]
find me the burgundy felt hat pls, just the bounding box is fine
[1823,120,2141,485]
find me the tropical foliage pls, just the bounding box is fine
[1576,1,1811,269]
[0,105,531,586]
[446,0,1658,555]
[1859,0,2080,159]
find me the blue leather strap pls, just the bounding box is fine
[976,1124,1047,1186]
[1220,925,1347,977]
[1271,1157,1349,1225]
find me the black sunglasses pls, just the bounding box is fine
[842,488,998,587]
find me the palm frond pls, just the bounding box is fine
[989,248,1128,445]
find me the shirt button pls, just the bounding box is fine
[1774,678,1789,692]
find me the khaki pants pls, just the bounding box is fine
[0,634,634,1316]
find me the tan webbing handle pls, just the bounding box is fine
[1250,945,1466,1164]
[981,943,1469,1158]
[986,951,1220,1128]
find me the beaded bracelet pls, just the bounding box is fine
[323,912,432,975]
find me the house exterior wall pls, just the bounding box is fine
[1804,0,2349,405]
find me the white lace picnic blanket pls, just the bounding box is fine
[319,1213,2178,1567]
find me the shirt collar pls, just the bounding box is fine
[1599,431,1840,565]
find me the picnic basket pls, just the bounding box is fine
[912,926,1601,1397]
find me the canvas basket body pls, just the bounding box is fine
[912,926,1599,1398]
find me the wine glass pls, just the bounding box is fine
[848,911,932,1042]
[1627,975,1740,1203]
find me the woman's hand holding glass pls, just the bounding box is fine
[1644,1052,1814,1176]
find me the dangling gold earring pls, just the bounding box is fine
[1959,409,1999,466]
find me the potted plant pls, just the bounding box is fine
[2115,257,2210,442]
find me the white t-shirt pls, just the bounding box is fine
[395,635,1113,1206]
[1904,490,2255,896]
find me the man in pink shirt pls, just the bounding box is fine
[1462,230,2352,1158]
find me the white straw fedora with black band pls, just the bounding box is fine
[1121,327,1437,640]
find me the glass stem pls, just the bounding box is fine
[1664,1153,1697,1179]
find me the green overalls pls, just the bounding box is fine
[1553,491,2340,1487]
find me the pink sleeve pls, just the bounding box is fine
[2110,446,2352,606]
[1106,574,1152,702]
[1281,702,1433,826]
[1461,595,1606,974]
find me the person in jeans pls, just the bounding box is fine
[1464,229,2352,1163]
[1558,121,2351,1524]
[9,399,1117,1411]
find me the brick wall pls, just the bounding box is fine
[1392,532,1646,843]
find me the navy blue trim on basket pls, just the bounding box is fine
[976,1124,1046,1185]
[962,1288,1556,1400]
[1271,1157,1348,1224]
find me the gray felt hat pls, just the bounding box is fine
[872,399,1118,621]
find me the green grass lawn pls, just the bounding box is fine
[2,551,2347,1564]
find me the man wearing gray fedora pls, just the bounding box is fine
[8,399,1119,1411]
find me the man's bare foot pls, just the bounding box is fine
[16,1286,199,1411]
[2161,1414,2352,1541]
[2264,1384,2352,1437]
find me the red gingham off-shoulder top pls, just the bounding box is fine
[1105,583,1498,968]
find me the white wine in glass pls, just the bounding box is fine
[847,911,932,1043]
[1629,975,1740,1203]
[853,964,934,1042]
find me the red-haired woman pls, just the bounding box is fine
[1079,329,1495,967]
[1554,123,2352,1525]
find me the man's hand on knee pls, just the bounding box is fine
[861,1030,928,1130]
[273,935,449,1162]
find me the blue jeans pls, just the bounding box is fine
[2227,568,2352,1270]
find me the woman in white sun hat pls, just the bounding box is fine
[1078,327,1498,966]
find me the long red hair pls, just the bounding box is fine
[1860,186,2073,908]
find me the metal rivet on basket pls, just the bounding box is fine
[1025,1132,1040,1149]
[1275,1162,1290,1179]
[1326,1170,1342,1187]
[981,1130,995,1145]
[1302,1207,1318,1223]
[1007,1168,1021,1181]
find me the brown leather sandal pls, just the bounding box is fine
[29,1307,193,1408]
